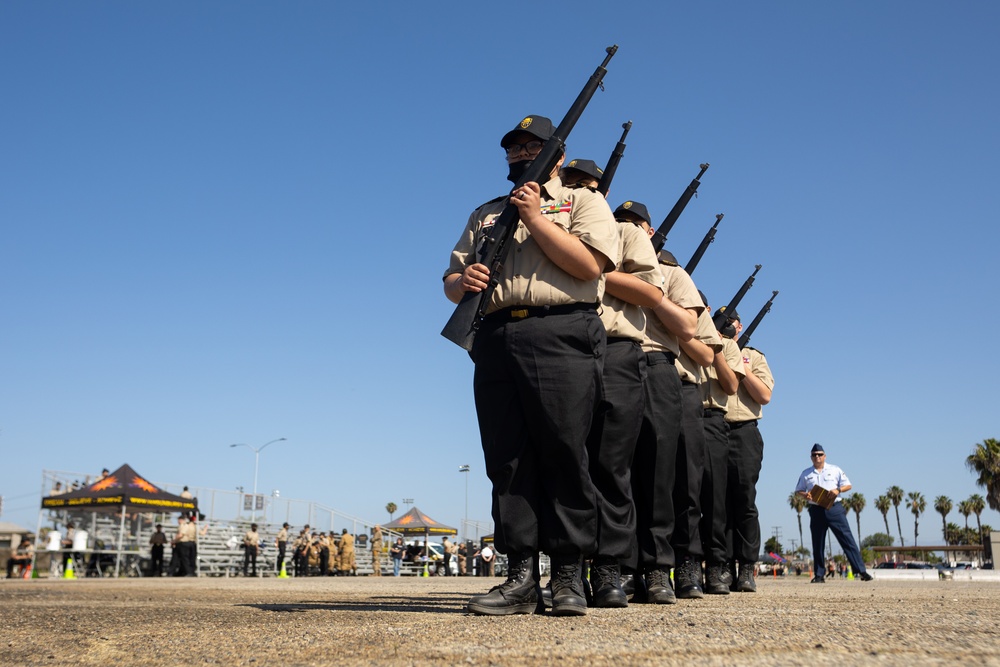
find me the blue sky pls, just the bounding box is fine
[3,2,999,555]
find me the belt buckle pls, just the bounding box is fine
[510,308,530,320]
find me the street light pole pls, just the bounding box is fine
[459,464,470,544]
[230,438,287,522]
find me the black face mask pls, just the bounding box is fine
[721,323,737,339]
[506,159,533,184]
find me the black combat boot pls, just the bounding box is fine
[550,556,587,616]
[704,563,730,595]
[590,557,628,608]
[467,552,540,615]
[736,561,757,592]
[643,567,676,604]
[727,559,738,592]
[674,557,705,599]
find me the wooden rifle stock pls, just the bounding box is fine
[650,162,709,252]
[441,45,619,351]
[596,121,632,197]
[684,213,724,275]
[738,291,778,349]
[713,264,762,331]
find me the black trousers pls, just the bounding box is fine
[629,351,681,571]
[671,382,706,560]
[700,409,730,563]
[150,545,164,575]
[587,338,645,561]
[243,547,258,575]
[726,421,764,563]
[472,309,605,558]
[277,541,287,570]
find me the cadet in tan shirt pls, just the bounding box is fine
[444,115,619,617]
[682,300,743,594]
[623,207,701,605]
[556,169,664,609]
[242,523,260,577]
[721,312,774,593]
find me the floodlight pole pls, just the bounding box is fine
[459,464,470,544]
[230,438,287,522]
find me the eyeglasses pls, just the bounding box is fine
[505,140,545,157]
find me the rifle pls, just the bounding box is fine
[738,290,779,349]
[650,162,709,252]
[684,213,724,275]
[713,264,762,332]
[596,121,632,197]
[441,45,619,351]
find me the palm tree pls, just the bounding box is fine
[789,492,808,550]
[934,495,953,543]
[887,486,906,547]
[846,493,865,539]
[907,491,926,546]
[967,439,1000,511]
[945,522,963,546]
[969,493,986,548]
[875,495,892,537]
[959,499,972,529]
[385,501,397,521]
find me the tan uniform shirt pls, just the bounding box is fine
[726,346,774,422]
[705,336,746,410]
[675,308,722,384]
[445,176,620,312]
[243,530,259,551]
[276,528,288,543]
[641,263,703,355]
[600,222,663,342]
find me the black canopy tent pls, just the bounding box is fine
[40,463,197,576]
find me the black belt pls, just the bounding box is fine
[728,419,758,429]
[645,350,677,365]
[483,302,597,324]
[703,407,726,417]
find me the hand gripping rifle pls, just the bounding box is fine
[440,45,618,351]
[713,264,762,332]
[738,290,779,349]
[684,213,724,275]
[596,121,632,197]
[650,162,710,253]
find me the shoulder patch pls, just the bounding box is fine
[541,200,573,214]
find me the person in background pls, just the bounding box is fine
[149,524,167,576]
[275,523,289,573]
[795,443,873,583]
[390,537,404,577]
[6,538,34,578]
[242,523,260,577]
[370,525,383,577]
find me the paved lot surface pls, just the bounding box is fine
[2,575,999,666]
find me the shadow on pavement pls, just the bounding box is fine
[241,592,471,614]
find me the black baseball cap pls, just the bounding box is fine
[500,115,554,148]
[563,158,603,181]
[613,201,651,225]
[714,306,740,322]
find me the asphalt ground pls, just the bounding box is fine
[2,575,999,666]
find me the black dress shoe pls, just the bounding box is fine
[858,572,873,581]
[810,575,825,583]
